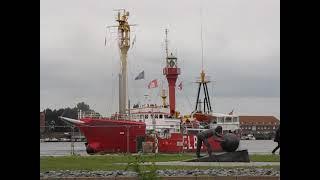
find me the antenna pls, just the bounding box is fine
[165,29,169,58]
[200,7,204,72]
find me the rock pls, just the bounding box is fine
[265,170,272,175]
[39,168,280,177]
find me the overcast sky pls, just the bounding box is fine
[40,0,280,119]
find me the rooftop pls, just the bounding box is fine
[239,116,280,125]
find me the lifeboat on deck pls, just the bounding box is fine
[192,111,214,123]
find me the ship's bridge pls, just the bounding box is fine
[212,113,240,132]
[181,112,241,135]
[129,104,181,135]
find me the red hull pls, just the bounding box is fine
[77,118,146,153]
[77,118,223,154]
[157,133,223,153]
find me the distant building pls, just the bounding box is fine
[239,116,280,139]
[40,112,45,134]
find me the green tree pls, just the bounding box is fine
[43,102,100,132]
[76,102,90,112]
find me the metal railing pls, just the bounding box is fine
[40,125,86,155]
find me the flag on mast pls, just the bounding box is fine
[178,81,182,91]
[148,79,158,89]
[134,71,144,80]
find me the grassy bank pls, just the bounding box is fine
[40,154,279,171]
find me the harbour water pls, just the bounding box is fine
[40,140,278,156]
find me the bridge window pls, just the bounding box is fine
[159,114,163,119]
[225,117,232,123]
[232,117,238,122]
[155,114,159,119]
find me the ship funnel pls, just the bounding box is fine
[59,116,84,125]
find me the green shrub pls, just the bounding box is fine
[125,154,159,180]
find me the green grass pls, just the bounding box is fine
[40,154,280,172]
[250,154,280,162]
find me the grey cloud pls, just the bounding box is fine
[41,0,279,117]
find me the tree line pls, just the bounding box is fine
[42,102,100,132]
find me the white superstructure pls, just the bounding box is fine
[130,104,181,135]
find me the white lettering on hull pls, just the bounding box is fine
[182,135,204,150]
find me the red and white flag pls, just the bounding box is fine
[148,79,158,89]
[178,81,182,91]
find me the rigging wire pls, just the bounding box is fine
[105,26,119,115]
[211,80,215,111]
[176,77,194,111]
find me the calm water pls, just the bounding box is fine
[40,140,278,156]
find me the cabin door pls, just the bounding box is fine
[136,136,145,152]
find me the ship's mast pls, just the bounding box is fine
[194,70,212,113]
[107,9,136,114]
[165,29,169,58]
[163,29,181,116]
[194,6,213,114]
[161,30,169,108]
